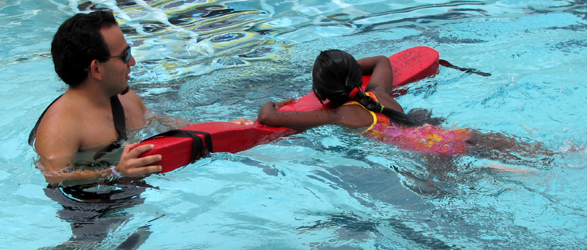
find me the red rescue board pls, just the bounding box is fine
[138,46,439,173]
[278,46,439,111]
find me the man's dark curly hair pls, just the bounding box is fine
[51,11,118,87]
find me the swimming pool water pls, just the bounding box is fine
[1,0,587,249]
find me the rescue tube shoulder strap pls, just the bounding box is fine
[439,59,491,76]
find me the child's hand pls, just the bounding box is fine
[275,98,295,108]
[258,100,285,125]
[229,118,255,125]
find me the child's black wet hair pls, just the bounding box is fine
[311,49,419,126]
[312,49,363,108]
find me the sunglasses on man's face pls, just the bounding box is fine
[103,46,132,63]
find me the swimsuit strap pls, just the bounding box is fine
[366,92,377,101]
[110,95,127,141]
[28,95,63,146]
[343,92,379,133]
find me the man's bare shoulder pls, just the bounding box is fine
[119,90,146,111]
[34,96,83,157]
[120,89,142,101]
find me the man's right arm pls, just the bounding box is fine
[34,114,162,187]
[36,145,162,187]
[34,114,99,186]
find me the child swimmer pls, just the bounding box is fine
[257,49,553,163]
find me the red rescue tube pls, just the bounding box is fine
[135,122,299,173]
[278,46,439,112]
[138,46,440,173]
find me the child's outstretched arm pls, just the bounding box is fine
[357,56,393,93]
[257,98,337,130]
[257,98,375,130]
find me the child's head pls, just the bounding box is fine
[312,50,363,108]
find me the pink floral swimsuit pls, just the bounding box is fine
[344,92,473,156]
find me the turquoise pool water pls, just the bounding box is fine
[1,0,587,249]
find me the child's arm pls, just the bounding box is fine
[257,98,374,130]
[257,98,337,130]
[357,56,393,93]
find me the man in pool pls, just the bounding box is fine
[29,10,251,248]
[31,11,161,186]
[32,10,252,188]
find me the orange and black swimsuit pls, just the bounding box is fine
[343,92,473,156]
[343,92,391,139]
